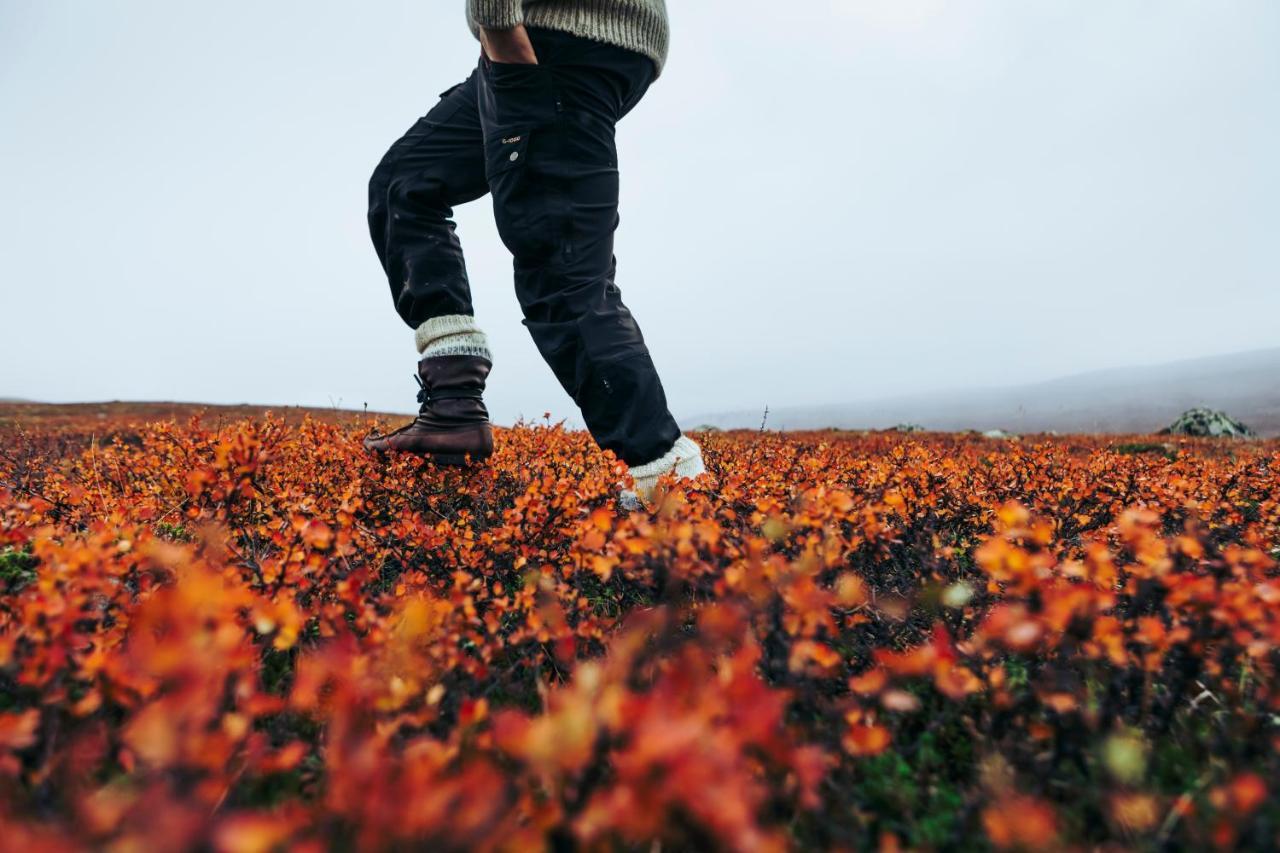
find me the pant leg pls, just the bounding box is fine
[368,71,490,329]
[476,29,682,467]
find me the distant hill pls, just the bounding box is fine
[0,400,399,429]
[689,348,1280,437]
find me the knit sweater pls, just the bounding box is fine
[467,0,669,74]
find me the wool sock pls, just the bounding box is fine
[415,314,492,362]
[626,434,705,502]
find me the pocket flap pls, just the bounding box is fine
[486,128,532,177]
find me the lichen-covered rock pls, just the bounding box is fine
[982,429,1017,439]
[1159,407,1255,438]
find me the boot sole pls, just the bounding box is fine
[362,442,491,466]
[426,452,490,466]
[366,438,494,466]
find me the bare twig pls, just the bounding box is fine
[1189,680,1224,711]
[1156,769,1213,843]
[88,434,109,513]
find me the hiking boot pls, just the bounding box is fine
[363,355,494,464]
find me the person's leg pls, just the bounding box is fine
[364,71,498,461]
[476,29,702,494]
[368,71,488,334]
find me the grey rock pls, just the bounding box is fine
[1159,407,1255,438]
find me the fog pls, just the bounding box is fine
[694,348,1280,437]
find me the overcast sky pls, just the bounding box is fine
[2,1,1278,426]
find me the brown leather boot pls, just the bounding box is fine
[363,355,494,464]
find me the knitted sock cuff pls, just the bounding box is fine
[415,314,493,361]
[628,435,704,480]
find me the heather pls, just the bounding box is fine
[1,411,1277,850]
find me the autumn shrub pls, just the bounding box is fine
[0,412,1277,850]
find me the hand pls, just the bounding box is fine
[480,24,538,64]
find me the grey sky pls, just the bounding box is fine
[2,1,1277,427]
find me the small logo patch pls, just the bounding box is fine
[502,135,522,144]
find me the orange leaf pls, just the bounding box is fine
[843,723,891,756]
[0,710,39,751]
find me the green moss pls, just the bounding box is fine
[832,724,977,849]
[1115,442,1177,461]
[0,546,37,592]
[1147,722,1209,794]
[154,521,193,542]
[262,646,298,695]
[1004,657,1030,689]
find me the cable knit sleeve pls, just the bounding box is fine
[468,0,525,29]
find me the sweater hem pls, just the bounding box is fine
[466,1,668,76]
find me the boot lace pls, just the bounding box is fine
[415,374,483,409]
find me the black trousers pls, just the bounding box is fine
[368,28,681,467]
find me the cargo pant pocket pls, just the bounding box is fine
[484,127,533,181]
